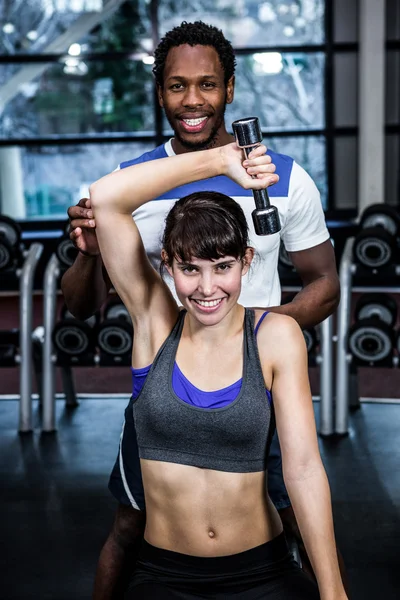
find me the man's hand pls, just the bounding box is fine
[68,197,100,257]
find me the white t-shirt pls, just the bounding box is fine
[118,140,329,308]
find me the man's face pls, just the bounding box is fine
[158,44,234,151]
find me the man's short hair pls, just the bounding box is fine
[153,21,236,87]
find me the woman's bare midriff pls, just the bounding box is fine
[141,459,283,557]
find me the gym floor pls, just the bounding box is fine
[1,398,399,600]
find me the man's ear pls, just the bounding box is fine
[226,75,235,105]
[241,247,255,275]
[157,84,164,108]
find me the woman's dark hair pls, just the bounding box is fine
[162,192,249,268]
[153,21,236,87]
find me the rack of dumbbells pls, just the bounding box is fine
[42,230,133,431]
[0,215,43,432]
[278,243,335,436]
[336,204,400,435]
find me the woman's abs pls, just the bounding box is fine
[141,460,283,557]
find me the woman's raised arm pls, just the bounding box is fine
[89,144,278,326]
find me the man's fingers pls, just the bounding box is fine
[70,218,96,230]
[77,197,90,208]
[68,206,94,220]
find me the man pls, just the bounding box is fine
[62,21,340,599]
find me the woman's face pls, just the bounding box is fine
[165,249,254,325]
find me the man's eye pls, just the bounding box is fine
[202,82,216,89]
[170,83,184,90]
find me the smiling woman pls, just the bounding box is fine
[88,138,346,599]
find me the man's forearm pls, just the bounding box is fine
[268,275,340,329]
[92,531,142,600]
[61,252,111,320]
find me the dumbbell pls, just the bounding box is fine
[52,305,98,361]
[97,298,133,361]
[0,215,22,272]
[232,117,281,236]
[56,221,78,269]
[353,205,400,270]
[348,293,397,366]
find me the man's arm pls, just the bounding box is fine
[61,252,112,320]
[92,504,146,600]
[61,198,112,320]
[268,239,340,329]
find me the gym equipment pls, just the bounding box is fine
[353,205,399,270]
[52,307,97,364]
[336,236,400,435]
[56,223,78,269]
[303,327,318,356]
[348,293,396,367]
[97,298,133,365]
[232,117,281,236]
[0,215,22,272]
[0,330,19,367]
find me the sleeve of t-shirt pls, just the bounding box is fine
[281,161,330,252]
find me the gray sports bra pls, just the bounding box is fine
[131,308,275,473]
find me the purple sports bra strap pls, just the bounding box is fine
[254,311,270,337]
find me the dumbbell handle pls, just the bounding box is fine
[242,146,271,211]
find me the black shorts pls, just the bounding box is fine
[125,532,320,599]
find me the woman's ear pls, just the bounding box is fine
[161,249,173,277]
[241,247,255,275]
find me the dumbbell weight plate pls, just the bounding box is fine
[104,300,131,323]
[56,236,78,268]
[97,319,133,356]
[348,318,394,364]
[360,204,400,237]
[52,320,94,356]
[0,237,13,271]
[0,215,21,248]
[354,293,397,327]
[303,328,317,355]
[353,227,396,269]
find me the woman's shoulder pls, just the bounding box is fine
[253,309,305,355]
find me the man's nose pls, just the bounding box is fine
[182,85,205,107]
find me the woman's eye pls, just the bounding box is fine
[217,264,231,271]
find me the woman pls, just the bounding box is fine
[89,142,347,600]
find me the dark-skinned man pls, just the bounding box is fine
[61,21,341,600]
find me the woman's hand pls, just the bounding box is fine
[219,142,279,190]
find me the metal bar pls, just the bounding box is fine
[41,254,60,433]
[335,238,355,434]
[319,316,334,435]
[61,366,78,407]
[358,0,386,213]
[18,243,43,433]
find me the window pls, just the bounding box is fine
[0,0,333,220]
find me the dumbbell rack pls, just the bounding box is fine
[335,238,400,435]
[0,243,44,432]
